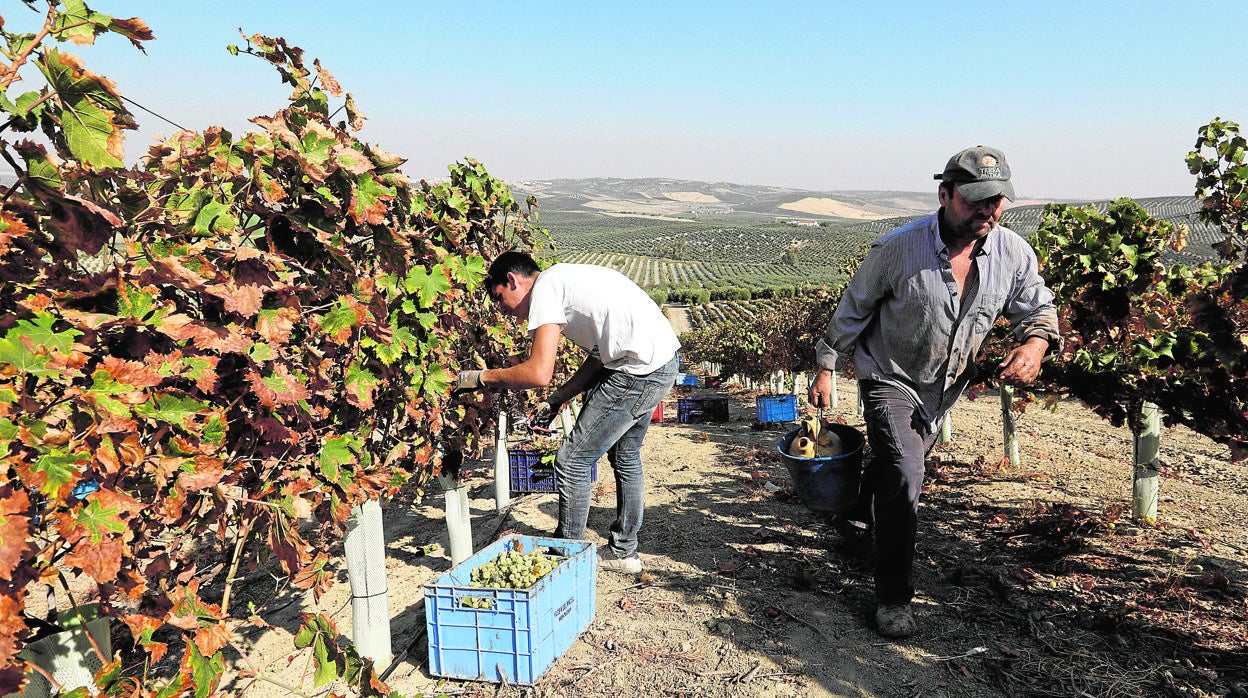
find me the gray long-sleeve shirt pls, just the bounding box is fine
[815,212,1060,431]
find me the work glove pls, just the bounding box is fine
[452,370,484,394]
[529,401,558,431]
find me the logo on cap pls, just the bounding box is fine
[977,155,1003,179]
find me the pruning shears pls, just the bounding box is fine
[515,415,556,435]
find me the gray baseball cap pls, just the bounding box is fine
[934,146,1015,202]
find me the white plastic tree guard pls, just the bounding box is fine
[557,406,575,439]
[438,471,473,565]
[13,606,111,698]
[1132,401,1161,523]
[938,412,952,444]
[493,411,509,509]
[344,498,391,665]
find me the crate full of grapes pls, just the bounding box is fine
[424,535,597,685]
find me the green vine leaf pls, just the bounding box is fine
[186,642,224,698]
[319,298,360,341]
[312,631,336,687]
[15,313,81,354]
[345,361,379,409]
[52,0,152,48]
[350,173,395,225]
[446,253,487,284]
[0,336,50,377]
[404,264,452,308]
[320,434,359,483]
[420,363,454,398]
[75,495,128,543]
[31,449,89,498]
[135,394,211,427]
[38,48,131,169]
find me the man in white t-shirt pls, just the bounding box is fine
[454,251,680,573]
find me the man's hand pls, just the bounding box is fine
[529,401,557,431]
[998,337,1049,385]
[452,369,484,394]
[808,369,834,409]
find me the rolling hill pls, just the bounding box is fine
[510,177,936,222]
[511,179,1223,293]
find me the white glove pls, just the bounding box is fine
[452,370,484,394]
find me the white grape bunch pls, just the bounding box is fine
[459,548,562,609]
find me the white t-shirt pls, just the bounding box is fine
[527,263,681,375]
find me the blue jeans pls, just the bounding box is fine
[553,356,678,558]
[857,380,941,605]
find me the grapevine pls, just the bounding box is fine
[0,5,541,694]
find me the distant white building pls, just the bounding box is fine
[777,218,820,227]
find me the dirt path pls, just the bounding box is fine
[666,304,693,335]
[217,375,1248,698]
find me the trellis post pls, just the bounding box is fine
[1001,385,1019,466]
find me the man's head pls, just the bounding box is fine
[934,145,1015,203]
[485,251,541,319]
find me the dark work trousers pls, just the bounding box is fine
[858,379,941,606]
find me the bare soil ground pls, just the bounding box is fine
[211,369,1248,698]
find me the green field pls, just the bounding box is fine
[540,212,873,292]
[537,197,1220,294]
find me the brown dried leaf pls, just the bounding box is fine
[0,208,32,256]
[215,281,264,318]
[0,489,33,581]
[64,537,124,583]
[177,457,225,492]
[110,16,155,49]
[101,355,163,389]
[313,59,341,97]
[193,622,232,657]
[256,308,297,344]
[120,613,167,662]
[0,595,28,666]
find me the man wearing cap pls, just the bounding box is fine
[808,146,1060,638]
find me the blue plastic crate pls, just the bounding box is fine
[425,535,597,685]
[676,397,729,423]
[755,394,798,422]
[507,449,597,494]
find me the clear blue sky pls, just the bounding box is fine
[18,0,1248,200]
